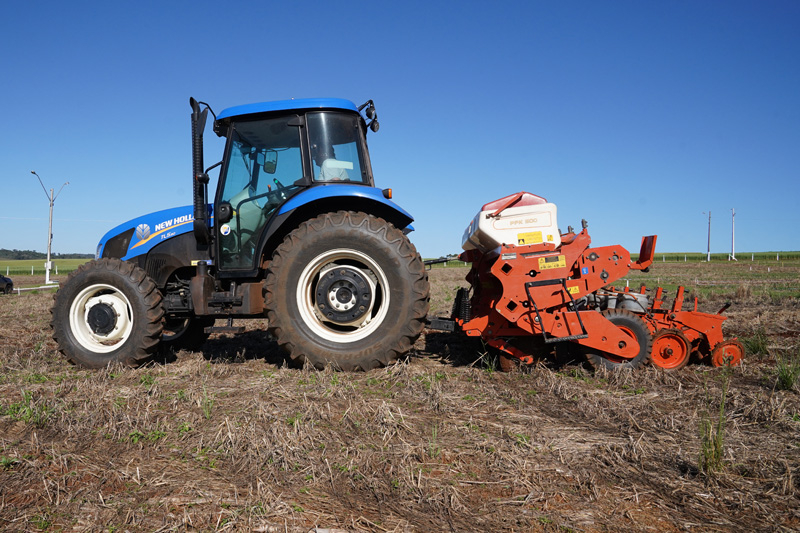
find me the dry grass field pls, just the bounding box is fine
[1,262,799,532]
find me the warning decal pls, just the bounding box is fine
[517,231,543,245]
[538,255,566,270]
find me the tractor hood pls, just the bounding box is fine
[96,205,214,261]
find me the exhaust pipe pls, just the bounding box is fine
[190,97,211,245]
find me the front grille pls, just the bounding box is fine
[147,258,167,282]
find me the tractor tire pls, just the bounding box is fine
[584,309,652,371]
[265,211,429,370]
[161,316,215,353]
[51,258,164,368]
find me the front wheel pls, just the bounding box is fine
[51,258,164,368]
[265,211,429,370]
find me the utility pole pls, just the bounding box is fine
[703,211,711,261]
[30,171,69,284]
[729,208,736,261]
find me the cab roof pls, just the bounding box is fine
[216,98,359,121]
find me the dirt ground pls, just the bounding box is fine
[1,265,798,532]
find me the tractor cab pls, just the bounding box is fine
[210,100,376,270]
[190,98,387,273]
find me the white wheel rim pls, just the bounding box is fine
[69,283,134,353]
[296,248,390,343]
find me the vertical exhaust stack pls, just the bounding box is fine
[190,97,211,245]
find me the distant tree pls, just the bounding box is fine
[54,252,94,259]
[0,249,43,260]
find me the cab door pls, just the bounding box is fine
[216,115,305,270]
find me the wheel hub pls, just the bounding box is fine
[315,265,375,326]
[81,293,131,343]
[332,283,355,308]
[87,302,117,335]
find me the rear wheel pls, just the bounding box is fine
[584,309,652,370]
[51,258,164,368]
[265,211,429,370]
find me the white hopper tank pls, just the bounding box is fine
[461,192,561,253]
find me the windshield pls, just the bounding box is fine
[307,112,370,183]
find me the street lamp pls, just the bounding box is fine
[702,211,711,262]
[30,171,69,284]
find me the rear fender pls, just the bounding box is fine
[277,185,413,226]
[257,186,415,263]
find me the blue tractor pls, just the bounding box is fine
[51,98,430,370]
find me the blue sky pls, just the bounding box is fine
[1,1,798,258]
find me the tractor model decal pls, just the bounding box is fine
[131,214,194,250]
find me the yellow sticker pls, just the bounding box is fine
[517,231,543,245]
[567,285,580,294]
[538,255,566,270]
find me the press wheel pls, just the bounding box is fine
[651,329,691,370]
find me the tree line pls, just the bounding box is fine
[0,249,93,260]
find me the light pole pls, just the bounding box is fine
[703,211,711,262]
[31,171,69,284]
[729,208,736,261]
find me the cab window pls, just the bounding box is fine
[307,112,369,184]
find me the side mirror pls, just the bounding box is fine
[217,202,233,224]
